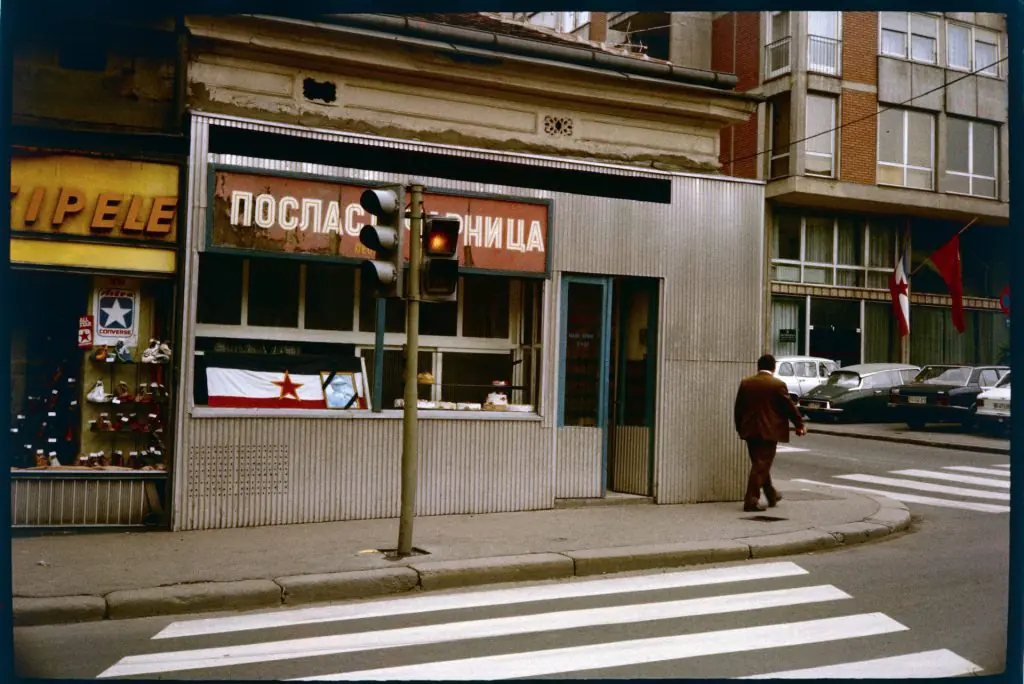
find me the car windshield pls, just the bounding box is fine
[914,366,970,385]
[827,371,861,388]
[996,372,1011,389]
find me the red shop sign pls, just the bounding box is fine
[209,170,550,275]
[77,315,94,349]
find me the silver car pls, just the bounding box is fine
[774,356,839,401]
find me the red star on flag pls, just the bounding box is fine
[272,371,304,400]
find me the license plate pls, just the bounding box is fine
[909,396,927,405]
[805,402,825,409]
[994,402,1010,411]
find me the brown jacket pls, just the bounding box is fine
[734,371,805,443]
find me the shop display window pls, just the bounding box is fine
[193,253,544,412]
[9,270,175,474]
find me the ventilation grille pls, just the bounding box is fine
[543,115,574,137]
[187,445,290,497]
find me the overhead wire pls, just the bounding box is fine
[728,55,1008,166]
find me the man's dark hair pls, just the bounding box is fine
[757,354,776,372]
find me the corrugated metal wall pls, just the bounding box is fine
[610,426,650,496]
[182,417,550,530]
[554,428,603,498]
[172,114,764,530]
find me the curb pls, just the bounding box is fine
[805,425,1009,455]
[12,493,912,628]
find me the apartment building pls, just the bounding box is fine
[713,11,1009,368]
[515,10,1009,368]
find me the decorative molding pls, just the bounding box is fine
[770,281,1000,310]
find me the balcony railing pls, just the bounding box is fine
[764,36,792,79]
[807,35,841,77]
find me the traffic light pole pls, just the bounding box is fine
[397,184,423,557]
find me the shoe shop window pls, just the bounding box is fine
[9,270,175,474]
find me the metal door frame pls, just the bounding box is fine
[558,274,613,494]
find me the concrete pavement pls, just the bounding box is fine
[12,478,911,628]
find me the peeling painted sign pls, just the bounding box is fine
[210,169,550,275]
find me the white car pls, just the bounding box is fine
[774,356,839,401]
[974,370,1010,434]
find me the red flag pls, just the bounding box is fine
[888,248,910,337]
[931,235,965,333]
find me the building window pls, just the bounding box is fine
[807,12,841,76]
[880,12,938,64]
[805,94,836,177]
[946,118,998,198]
[771,214,896,290]
[877,108,934,190]
[947,22,1001,75]
[193,254,544,411]
[765,11,792,78]
[768,94,791,179]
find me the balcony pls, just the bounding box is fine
[807,35,841,77]
[764,36,792,80]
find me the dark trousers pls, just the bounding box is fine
[744,438,778,508]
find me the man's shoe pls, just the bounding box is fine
[768,492,783,508]
[743,504,766,512]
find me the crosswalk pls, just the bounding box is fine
[95,561,985,680]
[794,463,1010,514]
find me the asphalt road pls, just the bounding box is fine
[13,434,1010,680]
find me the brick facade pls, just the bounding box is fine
[714,12,761,178]
[841,12,878,85]
[839,88,878,185]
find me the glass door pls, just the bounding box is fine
[559,276,612,492]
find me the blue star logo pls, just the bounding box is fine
[99,297,134,330]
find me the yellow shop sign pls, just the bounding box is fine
[10,155,179,242]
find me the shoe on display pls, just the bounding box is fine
[93,345,108,362]
[113,381,133,404]
[158,341,172,358]
[115,341,134,363]
[141,339,159,364]
[87,380,107,403]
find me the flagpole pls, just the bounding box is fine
[909,217,977,277]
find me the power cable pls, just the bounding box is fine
[728,55,1008,166]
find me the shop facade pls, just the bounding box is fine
[767,207,1009,368]
[170,113,766,531]
[9,152,182,528]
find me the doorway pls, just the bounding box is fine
[809,298,860,367]
[559,275,659,498]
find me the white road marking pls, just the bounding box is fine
[776,445,808,453]
[740,649,984,679]
[99,585,851,678]
[834,474,1010,501]
[993,464,1010,468]
[290,613,908,681]
[153,561,809,640]
[792,479,1011,513]
[889,469,1011,489]
[943,465,1012,477]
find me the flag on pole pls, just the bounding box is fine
[888,247,910,337]
[930,235,965,333]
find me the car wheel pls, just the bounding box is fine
[906,420,925,431]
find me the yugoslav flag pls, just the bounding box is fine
[203,353,365,409]
[888,247,910,338]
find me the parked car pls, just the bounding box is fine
[799,363,921,422]
[888,364,1010,430]
[974,371,1011,435]
[774,356,838,401]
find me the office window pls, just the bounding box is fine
[877,108,934,190]
[805,94,836,177]
[769,94,791,179]
[880,12,938,64]
[772,213,896,290]
[946,118,998,198]
[948,22,1001,75]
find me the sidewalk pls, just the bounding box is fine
[11,478,911,627]
[803,420,1010,455]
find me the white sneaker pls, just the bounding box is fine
[87,380,106,403]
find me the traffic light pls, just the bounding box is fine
[358,185,406,299]
[420,215,460,302]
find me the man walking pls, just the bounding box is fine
[734,354,807,512]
